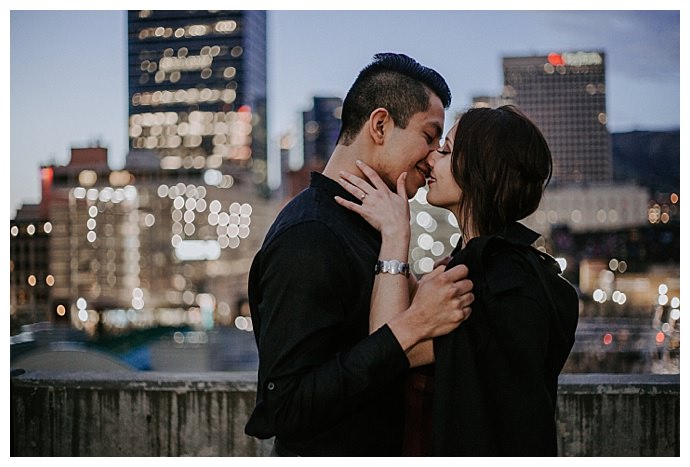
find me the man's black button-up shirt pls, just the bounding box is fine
[245,172,410,456]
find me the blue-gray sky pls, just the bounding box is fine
[8,9,681,217]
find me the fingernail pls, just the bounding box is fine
[356,159,362,165]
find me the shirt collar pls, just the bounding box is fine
[310,171,361,204]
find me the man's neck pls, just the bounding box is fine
[321,143,371,183]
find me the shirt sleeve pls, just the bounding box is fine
[246,221,410,439]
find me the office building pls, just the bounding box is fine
[522,183,650,234]
[127,10,269,195]
[10,203,53,332]
[37,146,278,335]
[503,51,611,185]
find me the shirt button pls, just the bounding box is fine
[267,382,275,390]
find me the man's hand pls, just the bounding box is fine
[388,264,474,351]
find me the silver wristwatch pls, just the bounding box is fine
[374,259,410,278]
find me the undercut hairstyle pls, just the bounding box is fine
[451,105,553,237]
[337,53,451,146]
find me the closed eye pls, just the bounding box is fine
[437,142,452,155]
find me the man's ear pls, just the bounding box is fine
[367,108,390,145]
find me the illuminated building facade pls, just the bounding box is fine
[503,51,612,185]
[9,11,273,335]
[127,10,269,196]
[10,204,53,332]
[41,147,278,335]
[523,183,650,234]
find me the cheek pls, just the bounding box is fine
[439,158,453,180]
[408,139,430,161]
[441,164,462,199]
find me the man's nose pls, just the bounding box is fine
[425,151,438,166]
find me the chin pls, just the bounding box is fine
[425,194,443,210]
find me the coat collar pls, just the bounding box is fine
[452,222,541,256]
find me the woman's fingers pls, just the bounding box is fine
[340,164,407,205]
[396,172,407,197]
[355,159,388,191]
[338,174,370,201]
[433,256,452,270]
[339,169,379,195]
[334,195,363,214]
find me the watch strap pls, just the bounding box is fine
[374,259,410,277]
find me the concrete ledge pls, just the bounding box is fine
[556,373,679,456]
[558,373,680,391]
[10,371,679,456]
[11,370,272,456]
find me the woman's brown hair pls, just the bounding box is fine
[451,105,552,237]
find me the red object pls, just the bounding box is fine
[547,53,564,66]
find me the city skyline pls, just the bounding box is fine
[7,5,682,405]
[9,8,681,217]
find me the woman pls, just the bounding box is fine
[335,105,579,456]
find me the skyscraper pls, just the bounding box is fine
[503,51,611,185]
[127,10,269,195]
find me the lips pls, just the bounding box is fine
[416,163,431,179]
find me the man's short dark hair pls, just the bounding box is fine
[337,53,451,146]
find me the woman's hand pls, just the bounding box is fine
[334,160,410,239]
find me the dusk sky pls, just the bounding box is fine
[8,6,682,217]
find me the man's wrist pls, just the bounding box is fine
[387,305,425,352]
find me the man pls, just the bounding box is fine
[245,53,474,456]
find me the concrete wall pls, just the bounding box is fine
[10,371,679,456]
[10,371,272,456]
[556,374,679,456]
